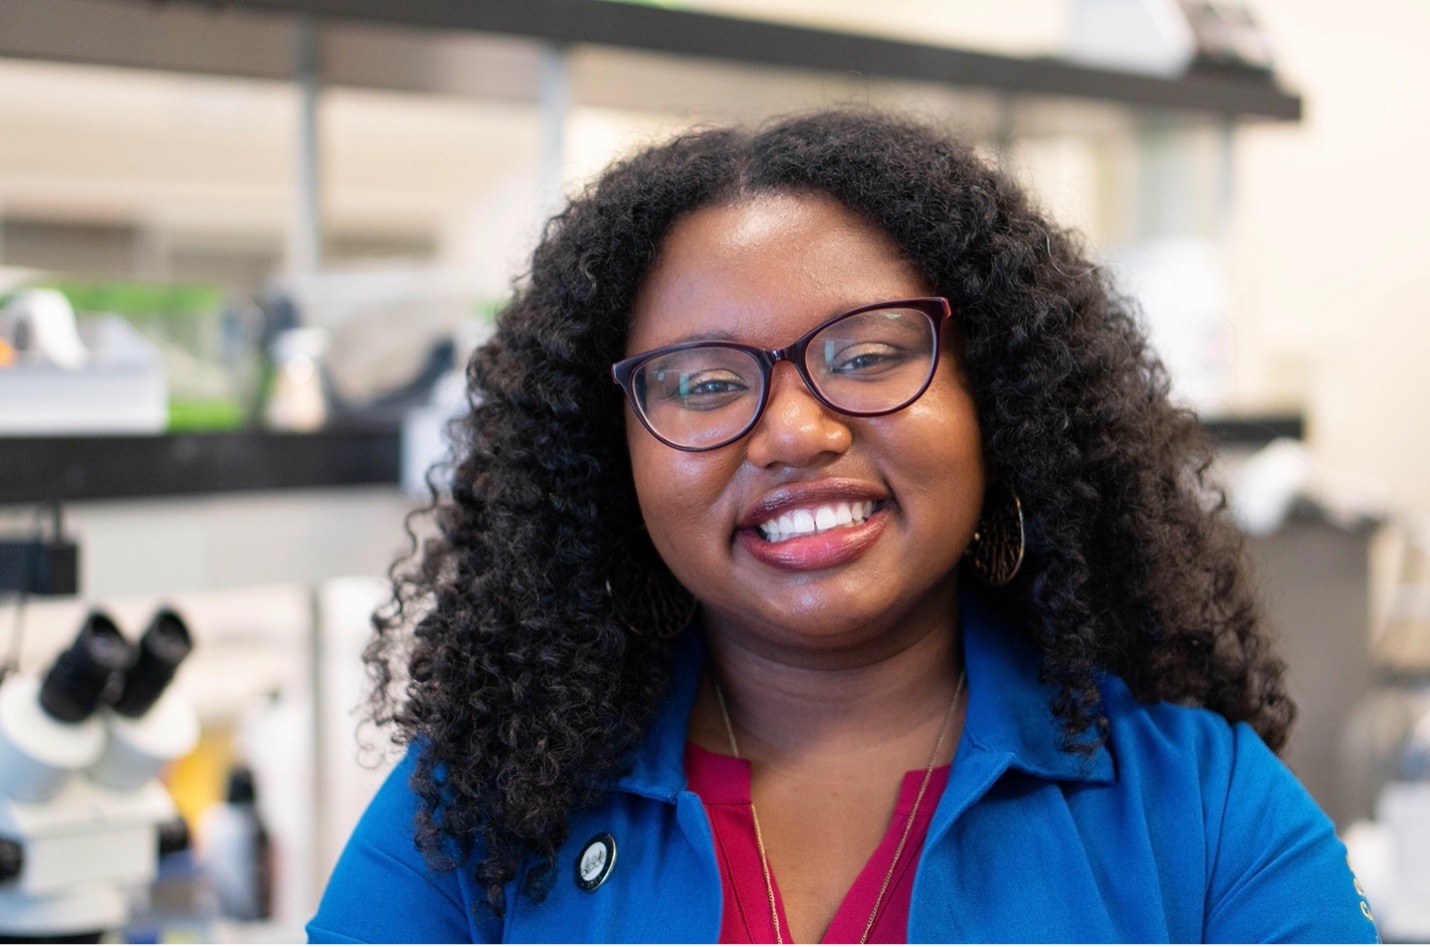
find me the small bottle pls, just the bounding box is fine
[263,326,328,431]
[198,765,273,922]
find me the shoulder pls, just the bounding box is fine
[1096,675,1313,867]
[1097,677,1380,942]
[1097,676,1336,844]
[1098,674,1262,791]
[307,745,501,944]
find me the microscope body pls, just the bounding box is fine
[0,766,178,935]
[0,612,198,940]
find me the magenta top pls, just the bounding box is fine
[684,742,951,944]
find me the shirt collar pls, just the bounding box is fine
[616,626,707,799]
[614,581,1113,798]
[959,584,1114,784]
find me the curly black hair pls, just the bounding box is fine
[365,110,1293,917]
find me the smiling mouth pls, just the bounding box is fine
[756,500,881,543]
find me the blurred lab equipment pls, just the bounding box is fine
[198,765,272,922]
[1067,0,1274,76]
[0,503,79,599]
[1340,513,1430,940]
[1376,699,1430,937]
[0,289,87,370]
[0,289,166,434]
[0,609,198,941]
[1067,0,1198,76]
[264,266,496,431]
[263,326,330,432]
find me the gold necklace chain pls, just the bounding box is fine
[713,673,964,945]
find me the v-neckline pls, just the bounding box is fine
[685,741,952,943]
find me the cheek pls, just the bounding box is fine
[896,388,985,529]
[902,368,981,449]
[626,426,737,562]
[631,464,731,597]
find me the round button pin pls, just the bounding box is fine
[575,833,616,891]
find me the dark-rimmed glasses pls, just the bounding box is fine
[611,297,953,452]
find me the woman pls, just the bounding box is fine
[308,111,1377,943]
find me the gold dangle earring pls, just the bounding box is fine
[964,483,1025,587]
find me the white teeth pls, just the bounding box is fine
[757,501,880,542]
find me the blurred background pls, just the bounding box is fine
[0,0,1426,940]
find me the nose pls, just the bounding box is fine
[744,362,852,468]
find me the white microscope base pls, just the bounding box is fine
[0,881,127,937]
[0,777,172,892]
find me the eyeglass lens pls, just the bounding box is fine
[630,305,938,449]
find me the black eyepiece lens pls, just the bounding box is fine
[111,608,193,718]
[38,612,133,724]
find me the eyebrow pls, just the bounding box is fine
[657,329,742,347]
[648,298,879,349]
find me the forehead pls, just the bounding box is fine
[626,192,930,353]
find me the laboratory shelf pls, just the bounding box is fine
[0,426,401,505]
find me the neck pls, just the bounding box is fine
[698,617,964,763]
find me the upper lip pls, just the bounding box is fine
[736,479,891,530]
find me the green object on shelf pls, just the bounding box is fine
[35,279,264,433]
[167,399,248,432]
[47,281,225,317]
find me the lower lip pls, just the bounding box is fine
[735,508,890,571]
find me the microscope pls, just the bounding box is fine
[0,609,198,942]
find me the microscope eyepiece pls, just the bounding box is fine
[110,609,193,718]
[37,612,133,724]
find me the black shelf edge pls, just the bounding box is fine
[0,427,402,505]
[0,413,1298,505]
[1200,413,1304,447]
[154,0,1301,121]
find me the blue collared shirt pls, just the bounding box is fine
[309,592,1379,943]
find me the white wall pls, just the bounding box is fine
[1231,0,1430,512]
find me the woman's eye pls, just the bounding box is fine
[684,377,744,397]
[652,369,750,407]
[829,344,906,375]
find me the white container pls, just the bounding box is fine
[1066,0,1196,76]
[1101,238,1235,413]
[0,316,166,434]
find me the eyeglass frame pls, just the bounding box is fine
[610,296,955,452]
